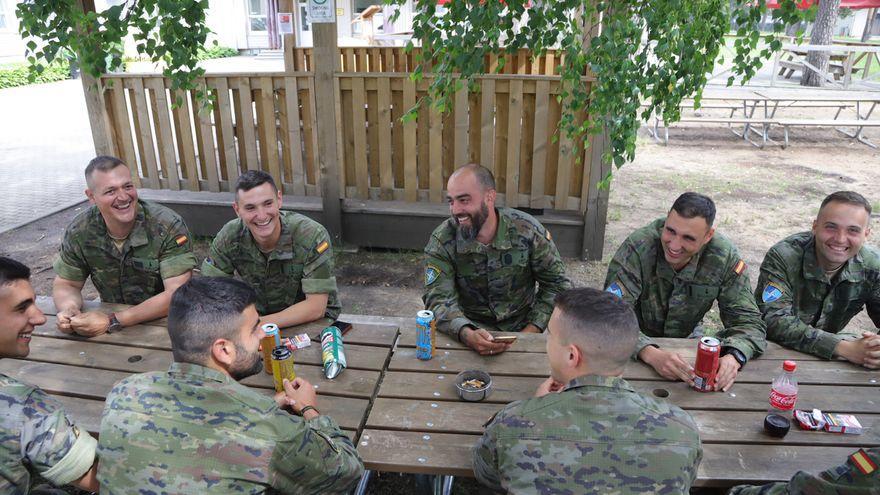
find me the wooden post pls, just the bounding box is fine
[311,9,344,242]
[581,129,610,261]
[76,0,115,157]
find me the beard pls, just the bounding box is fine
[228,342,264,381]
[456,202,490,240]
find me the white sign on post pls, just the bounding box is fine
[308,0,335,23]
[277,12,294,34]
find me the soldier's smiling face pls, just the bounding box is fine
[0,279,46,359]
[86,165,138,227]
[812,201,872,271]
[661,210,715,271]
[446,169,496,240]
[234,183,283,247]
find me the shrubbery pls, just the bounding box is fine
[197,45,239,60]
[0,62,71,90]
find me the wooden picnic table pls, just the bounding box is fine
[359,326,879,488]
[10,297,400,441]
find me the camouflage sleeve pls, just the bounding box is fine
[526,228,571,330]
[201,232,236,277]
[715,260,767,361]
[757,249,841,359]
[52,226,89,282]
[270,414,363,494]
[21,387,97,486]
[472,412,506,493]
[423,235,473,341]
[603,238,653,355]
[300,227,337,295]
[867,277,880,328]
[158,217,198,280]
[727,482,787,495]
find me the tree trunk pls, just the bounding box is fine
[862,8,877,42]
[802,0,841,87]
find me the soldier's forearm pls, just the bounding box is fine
[263,295,329,328]
[52,278,84,313]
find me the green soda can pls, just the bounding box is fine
[320,325,347,379]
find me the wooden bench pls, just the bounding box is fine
[778,59,862,81]
[649,117,777,147]
[776,118,880,148]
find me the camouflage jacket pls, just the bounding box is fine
[474,374,703,494]
[53,200,197,305]
[202,211,341,319]
[756,232,880,359]
[423,207,571,339]
[604,218,767,360]
[97,362,363,495]
[0,373,97,494]
[729,447,880,495]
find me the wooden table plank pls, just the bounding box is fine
[387,350,872,385]
[365,397,879,447]
[36,297,400,349]
[377,370,880,412]
[29,326,392,372]
[395,328,825,360]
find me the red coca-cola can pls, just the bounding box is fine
[693,336,720,392]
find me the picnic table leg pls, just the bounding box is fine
[836,102,877,148]
[353,470,372,495]
[433,475,454,495]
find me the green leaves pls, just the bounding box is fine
[384,0,808,185]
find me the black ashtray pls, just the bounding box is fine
[764,413,791,438]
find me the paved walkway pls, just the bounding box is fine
[0,79,93,233]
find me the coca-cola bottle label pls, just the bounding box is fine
[770,389,797,410]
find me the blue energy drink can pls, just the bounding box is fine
[416,310,435,360]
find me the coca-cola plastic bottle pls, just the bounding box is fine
[764,360,797,437]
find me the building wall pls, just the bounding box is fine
[0,0,25,64]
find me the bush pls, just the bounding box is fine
[197,46,239,61]
[0,61,71,90]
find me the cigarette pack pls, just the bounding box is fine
[291,333,312,349]
[823,413,862,435]
[794,409,826,430]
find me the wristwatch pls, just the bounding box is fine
[722,347,747,369]
[107,313,123,334]
[299,405,319,416]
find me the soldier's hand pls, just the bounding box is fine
[639,346,695,385]
[462,327,511,356]
[534,377,565,397]
[69,311,110,337]
[282,377,318,414]
[56,307,80,334]
[836,333,880,369]
[714,354,739,392]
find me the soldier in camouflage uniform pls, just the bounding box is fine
[0,257,98,494]
[729,447,879,494]
[201,171,340,327]
[756,191,879,368]
[424,164,571,355]
[604,192,766,392]
[474,288,702,494]
[52,156,197,337]
[97,276,363,494]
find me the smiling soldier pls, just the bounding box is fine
[756,191,880,368]
[201,171,340,326]
[423,164,571,356]
[604,192,766,392]
[52,156,198,336]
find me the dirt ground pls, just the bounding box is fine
[3,123,879,494]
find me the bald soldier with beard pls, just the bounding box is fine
[423,164,571,356]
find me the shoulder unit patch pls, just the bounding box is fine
[733,259,746,276]
[425,264,441,286]
[762,283,783,303]
[606,282,624,298]
[849,449,877,475]
[175,235,188,246]
[316,240,330,254]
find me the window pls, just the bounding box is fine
[298,1,310,32]
[248,0,268,32]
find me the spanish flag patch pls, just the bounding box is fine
[850,449,877,475]
[316,240,330,254]
[733,260,746,276]
[545,229,552,241]
[175,235,188,246]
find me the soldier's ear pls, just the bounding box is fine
[85,188,95,204]
[704,227,716,244]
[210,338,236,368]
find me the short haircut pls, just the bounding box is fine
[553,288,639,369]
[819,191,872,216]
[671,192,716,227]
[167,277,257,364]
[235,170,278,197]
[453,163,496,191]
[0,257,30,288]
[85,155,127,187]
